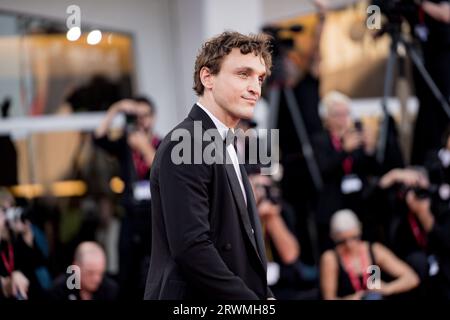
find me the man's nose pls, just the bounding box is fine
[247,78,261,97]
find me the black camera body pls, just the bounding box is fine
[5,207,25,223]
[399,184,439,199]
[262,185,282,205]
[354,120,363,132]
[261,24,304,86]
[125,112,138,133]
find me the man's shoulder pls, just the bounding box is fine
[151,114,218,182]
[151,116,197,171]
[156,117,195,154]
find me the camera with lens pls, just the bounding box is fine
[5,207,25,224]
[262,184,282,205]
[261,24,304,85]
[354,119,363,133]
[125,112,138,133]
[399,184,439,199]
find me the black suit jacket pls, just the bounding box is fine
[144,104,272,300]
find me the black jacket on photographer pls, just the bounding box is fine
[311,131,379,251]
[424,147,450,298]
[0,232,49,300]
[93,117,162,299]
[365,176,450,298]
[49,273,119,301]
[408,0,450,164]
[93,132,161,205]
[93,129,161,299]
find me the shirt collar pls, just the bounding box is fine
[196,102,232,140]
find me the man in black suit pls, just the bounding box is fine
[144,31,274,300]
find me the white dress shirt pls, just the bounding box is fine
[196,102,247,205]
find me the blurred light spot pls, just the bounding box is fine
[66,27,81,41]
[10,184,44,199]
[110,176,125,194]
[87,30,102,45]
[51,181,87,197]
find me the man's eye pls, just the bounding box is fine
[239,72,248,78]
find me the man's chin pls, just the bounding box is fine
[236,106,254,120]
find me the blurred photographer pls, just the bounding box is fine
[93,96,160,299]
[49,241,118,300]
[407,0,450,164]
[0,189,51,300]
[94,97,160,185]
[311,91,379,252]
[248,169,319,300]
[320,209,419,300]
[405,186,450,299]
[369,167,450,298]
[0,204,29,300]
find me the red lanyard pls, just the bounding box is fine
[408,211,427,249]
[132,150,150,180]
[1,243,14,275]
[419,6,425,25]
[341,245,369,292]
[331,134,353,174]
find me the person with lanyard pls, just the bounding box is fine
[247,168,319,300]
[312,91,379,253]
[410,0,450,165]
[0,202,29,300]
[320,209,419,300]
[93,96,161,299]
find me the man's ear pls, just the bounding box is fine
[200,66,214,91]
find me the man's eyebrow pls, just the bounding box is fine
[235,66,266,77]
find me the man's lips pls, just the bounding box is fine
[242,96,258,104]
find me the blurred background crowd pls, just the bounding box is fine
[1,0,450,300]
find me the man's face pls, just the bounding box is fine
[135,102,155,132]
[79,255,106,293]
[326,102,351,135]
[210,48,266,121]
[333,228,361,253]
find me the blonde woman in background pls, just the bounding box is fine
[320,209,419,300]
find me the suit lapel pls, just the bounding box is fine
[223,164,258,247]
[240,164,268,270]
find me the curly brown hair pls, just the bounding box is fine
[193,31,273,96]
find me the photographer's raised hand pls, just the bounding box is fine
[379,168,429,189]
[342,130,363,153]
[10,219,34,248]
[422,1,450,23]
[257,200,281,222]
[11,271,29,300]
[95,99,136,138]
